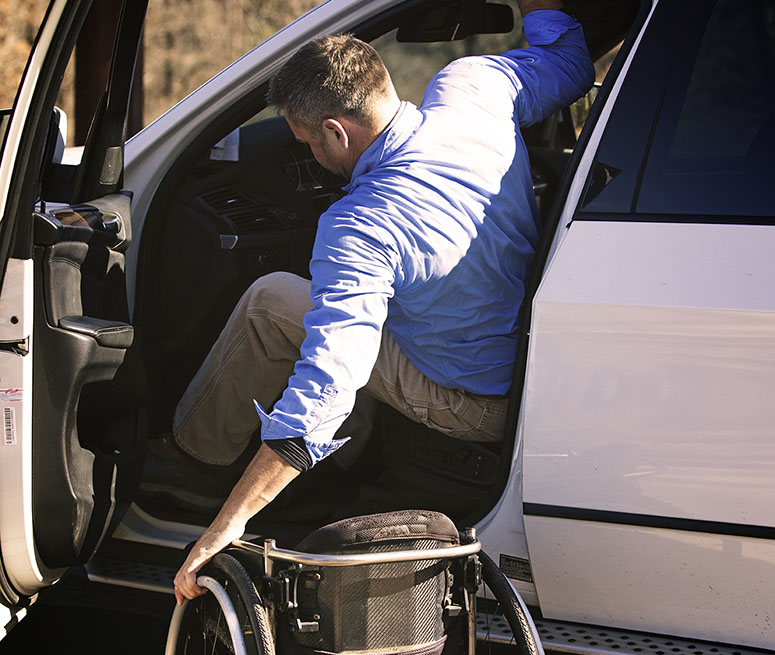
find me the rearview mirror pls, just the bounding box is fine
[397,0,514,42]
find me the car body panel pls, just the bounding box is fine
[525,516,775,646]
[0,259,43,596]
[521,218,775,648]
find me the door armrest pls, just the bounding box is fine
[58,315,134,349]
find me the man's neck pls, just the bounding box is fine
[353,96,403,160]
[340,96,401,168]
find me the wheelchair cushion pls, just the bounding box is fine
[294,508,459,553]
[282,509,463,655]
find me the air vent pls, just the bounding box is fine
[189,163,222,179]
[199,187,286,234]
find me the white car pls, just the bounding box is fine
[0,0,773,652]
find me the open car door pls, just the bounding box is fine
[0,0,147,627]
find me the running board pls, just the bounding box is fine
[85,559,769,655]
[86,556,176,594]
[475,610,771,655]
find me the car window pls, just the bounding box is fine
[371,18,528,108]
[246,10,530,134]
[0,2,50,110]
[374,16,616,141]
[636,0,775,218]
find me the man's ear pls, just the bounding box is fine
[322,117,349,149]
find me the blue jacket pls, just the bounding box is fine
[258,10,595,465]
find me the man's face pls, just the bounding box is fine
[286,116,350,179]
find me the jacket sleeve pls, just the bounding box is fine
[500,9,596,127]
[256,210,397,468]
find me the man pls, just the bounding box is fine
[148,0,594,605]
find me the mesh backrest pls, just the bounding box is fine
[282,510,461,655]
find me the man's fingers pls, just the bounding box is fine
[171,513,250,605]
[174,568,207,604]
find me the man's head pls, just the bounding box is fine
[267,34,400,178]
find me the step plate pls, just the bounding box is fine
[87,560,770,655]
[86,557,175,594]
[475,611,772,655]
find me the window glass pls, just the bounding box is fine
[373,7,617,143]
[570,43,619,137]
[141,1,321,127]
[372,6,527,108]
[0,3,49,109]
[636,0,775,217]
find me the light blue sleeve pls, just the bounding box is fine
[257,208,397,466]
[499,9,596,127]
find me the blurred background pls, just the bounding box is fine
[0,0,321,144]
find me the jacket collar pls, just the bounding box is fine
[343,101,421,192]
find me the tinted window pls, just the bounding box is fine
[637,0,775,217]
[577,0,689,214]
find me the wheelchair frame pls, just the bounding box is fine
[166,526,542,655]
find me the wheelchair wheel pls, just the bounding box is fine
[479,549,543,655]
[166,552,274,655]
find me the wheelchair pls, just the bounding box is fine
[165,510,543,655]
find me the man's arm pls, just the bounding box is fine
[174,210,396,603]
[496,2,594,127]
[173,444,300,604]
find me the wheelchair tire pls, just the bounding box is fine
[166,552,274,655]
[479,549,543,655]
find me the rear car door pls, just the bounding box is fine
[522,0,775,648]
[0,0,146,627]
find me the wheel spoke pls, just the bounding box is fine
[211,600,223,655]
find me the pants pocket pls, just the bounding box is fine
[413,393,476,438]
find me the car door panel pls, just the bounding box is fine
[0,0,146,607]
[32,194,141,570]
[522,220,775,648]
[0,258,38,598]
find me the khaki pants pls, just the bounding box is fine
[174,271,508,466]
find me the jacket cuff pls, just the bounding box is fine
[254,400,350,468]
[265,437,313,472]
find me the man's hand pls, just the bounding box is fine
[174,515,246,605]
[517,0,564,15]
[173,444,301,605]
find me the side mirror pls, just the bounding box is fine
[41,107,78,202]
[0,105,66,167]
[0,106,73,204]
[49,107,67,166]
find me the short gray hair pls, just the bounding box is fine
[267,34,393,133]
